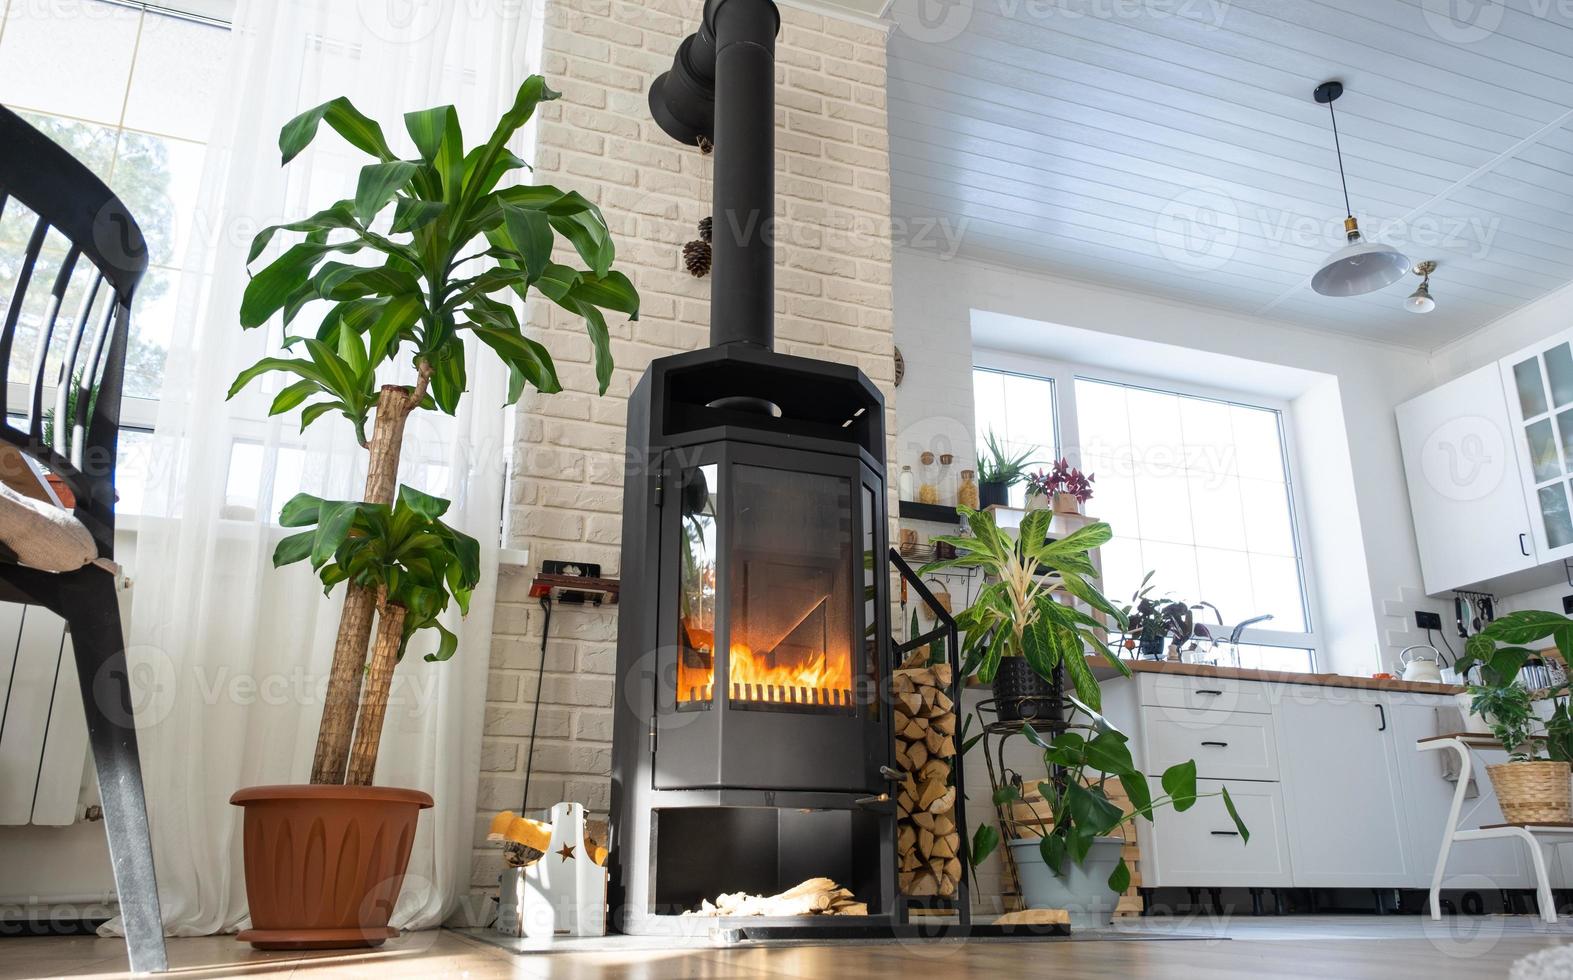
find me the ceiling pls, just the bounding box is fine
[885,0,1573,350]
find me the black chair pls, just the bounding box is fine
[0,105,166,973]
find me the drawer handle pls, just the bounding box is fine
[1200,740,1229,748]
[1210,830,1240,837]
[1196,689,1224,696]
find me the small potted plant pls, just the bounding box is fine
[1023,458,1096,515]
[224,77,638,948]
[1121,581,1216,661]
[1456,611,1573,822]
[922,506,1129,722]
[1024,469,1053,511]
[976,430,1035,509]
[969,700,1248,927]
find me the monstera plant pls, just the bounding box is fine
[226,77,638,950]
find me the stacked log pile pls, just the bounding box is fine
[893,650,961,898]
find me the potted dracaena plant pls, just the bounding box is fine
[1454,611,1573,823]
[225,77,638,950]
[921,506,1130,723]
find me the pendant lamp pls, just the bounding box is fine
[1310,81,1410,297]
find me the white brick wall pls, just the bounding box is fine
[472,0,894,894]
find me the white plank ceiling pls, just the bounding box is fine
[885,0,1573,350]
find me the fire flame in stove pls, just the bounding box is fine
[678,628,852,708]
[725,643,852,707]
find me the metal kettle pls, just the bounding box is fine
[1399,644,1448,683]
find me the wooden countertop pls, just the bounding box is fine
[1090,657,1467,695]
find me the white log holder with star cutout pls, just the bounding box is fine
[496,802,608,938]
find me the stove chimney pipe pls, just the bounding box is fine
[648,0,781,351]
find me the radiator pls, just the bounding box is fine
[0,603,90,826]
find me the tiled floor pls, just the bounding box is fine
[3,916,1571,978]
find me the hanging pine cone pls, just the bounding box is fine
[697,135,713,155]
[699,215,711,243]
[683,239,711,277]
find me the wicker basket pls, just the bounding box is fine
[1486,761,1573,824]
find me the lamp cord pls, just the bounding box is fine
[521,593,552,814]
[1327,99,1353,219]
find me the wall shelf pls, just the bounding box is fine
[898,500,960,524]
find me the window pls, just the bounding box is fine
[972,368,1057,507]
[974,354,1318,672]
[0,0,233,509]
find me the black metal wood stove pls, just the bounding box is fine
[608,0,902,936]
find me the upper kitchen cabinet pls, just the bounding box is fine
[1500,330,1573,565]
[1397,363,1539,595]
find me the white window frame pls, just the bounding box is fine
[974,347,1323,669]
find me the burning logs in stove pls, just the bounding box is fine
[892,652,960,898]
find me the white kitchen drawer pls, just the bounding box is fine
[1143,709,1279,782]
[1138,778,1292,887]
[1139,673,1272,717]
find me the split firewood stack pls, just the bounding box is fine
[892,649,961,898]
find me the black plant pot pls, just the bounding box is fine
[992,656,1060,723]
[978,481,1009,509]
[1139,634,1166,660]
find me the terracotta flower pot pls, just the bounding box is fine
[230,784,433,950]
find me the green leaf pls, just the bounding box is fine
[1021,615,1057,682]
[1220,785,1250,844]
[1040,832,1066,876]
[240,242,351,328]
[272,530,315,567]
[1021,720,1054,751]
[403,104,464,201]
[501,203,554,283]
[1083,729,1136,776]
[463,76,559,213]
[548,209,614,277]
[353,160,420,224]
[421,622,460,663]
[311,501,360,568]
[1119,771,1152,817]
[992,785,1021,806]
[268,379,321,417]
[247,202,359,265]
[467,321,563,397]
[279,96,395,165]
[278,492,326,528]
[1107,857,1130,894]
[1065,781,1125,837]
[970,823,1000,868]
[228,356,329,400]
[1162,760,1198,812]
[1043,731,1086,769]
[398,484,451,520]
[391,197,445,234]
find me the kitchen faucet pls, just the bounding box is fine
[1228,614,1274,644]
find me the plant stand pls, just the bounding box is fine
[1418,733,1571,924]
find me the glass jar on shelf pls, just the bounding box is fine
[957,469,979,509]
[917,451,939,504]
[897,465,915,501]
[937,453,955,506]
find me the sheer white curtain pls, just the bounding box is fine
[119,0,543,935]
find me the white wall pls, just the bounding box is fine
[893,250,1441,675]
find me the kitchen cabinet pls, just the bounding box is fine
[1396,363,1539,594]
[1275,690,1412,887]
[1114,671,1522,894]
[1500,328,1573,563]
[1140,778,1292,887]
